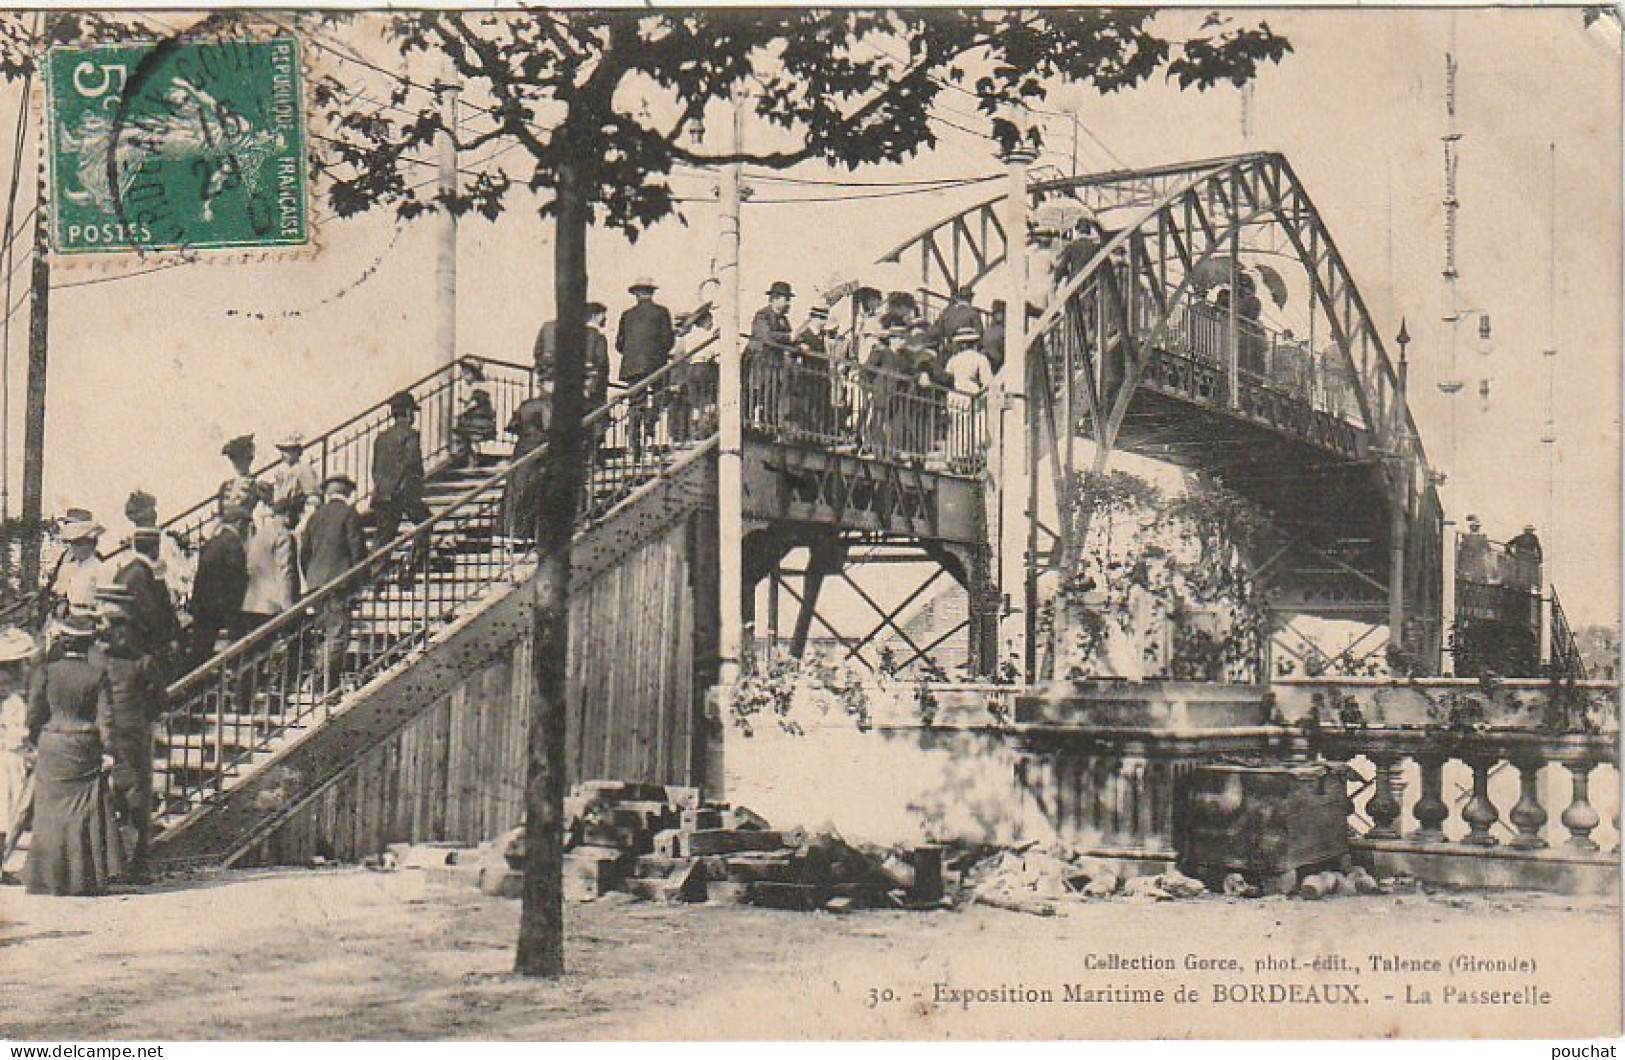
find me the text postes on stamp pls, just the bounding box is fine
[44,35,308,255]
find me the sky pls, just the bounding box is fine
[1,7,1620,626]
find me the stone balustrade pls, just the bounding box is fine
[724,676,1619,893]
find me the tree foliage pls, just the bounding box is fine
[309,9,1290,229]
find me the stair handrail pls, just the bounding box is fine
[0,354,534,634]
[165,333,717,702]
[1549,585,1589,681]
[114,352,534,559]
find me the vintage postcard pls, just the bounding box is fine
[0,4,1617,1046]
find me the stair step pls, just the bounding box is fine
[136,432,680,844]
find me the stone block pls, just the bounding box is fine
[565,845,629,900]
[682,829,786,857]
[746,881,826,911]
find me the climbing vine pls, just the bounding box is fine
[731,649,877,736]
[1049,469,1269,683]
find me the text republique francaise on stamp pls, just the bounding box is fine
[42,34,309,258]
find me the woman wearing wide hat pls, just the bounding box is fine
[23,613,125,895]
[0,625,37,867]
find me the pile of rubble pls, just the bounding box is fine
[961,845,1205,915]
[957,843,1406,913]
[475,780,950,913]
[372,781,1414,915]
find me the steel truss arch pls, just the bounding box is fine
[874,150,1445,673]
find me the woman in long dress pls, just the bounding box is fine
[23,615,125,895]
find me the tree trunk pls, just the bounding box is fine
[515,156,589,978]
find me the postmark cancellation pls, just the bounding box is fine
[41,32,312,265]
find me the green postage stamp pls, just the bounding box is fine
[43,35,309,255]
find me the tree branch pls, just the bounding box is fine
[430,14,553,161]
[670,46,947,170]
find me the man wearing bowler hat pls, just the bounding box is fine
[745,281,797,430]
[748,280,796,356]
[113,526,182,678]
[371,391,430,546]
[616,276,675,386]
[616,277,675,451]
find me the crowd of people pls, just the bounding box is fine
[750,282,1005,466]
[0,386,445,894]
[526,275,1006,470]
[0,272,1013,897]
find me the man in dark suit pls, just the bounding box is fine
[113,527,183,679]
[371,391,429,543]
[747,280,795,356]
[302,474,368,590]
[744,281,796,431]
[188,505,252,669]
[928,286,983,351]
[616,277,675,452]
[301,474,367,690]
[92,584,166,880]
[372,390,432,581]
[537,303,612,409]
[616,277,674,385]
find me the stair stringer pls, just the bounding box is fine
[153,439,720,869]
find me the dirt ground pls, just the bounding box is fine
[1,866,1618,1040]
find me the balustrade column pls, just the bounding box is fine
[1460,756,1500,847]
[1364,753,1405,840]
[1560,760,1601,852]
[1409,754,1448,842]
[1507,758,1549,850]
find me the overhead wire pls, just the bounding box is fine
[743,170,1000,188]
[52,261,191,291]
[862,34,1131,172]
[743,176,1002,205]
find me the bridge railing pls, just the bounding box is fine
[144,355,535,559]
[742,341,989,476]
[152,347,706,823]
[1146,296,1363,426]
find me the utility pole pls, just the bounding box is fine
[1389,321,1412,665]
[435,76,459,377]
[1539,142,1558,668]
[716,94,745,694]
[0,61,32,592]
[998,137,1033,679]
[19,127,48,592]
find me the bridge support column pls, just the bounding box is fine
[1441,520,1457,676]
[717,100,746,689]
[998,145,1035,679]
[1389,487,1407,667]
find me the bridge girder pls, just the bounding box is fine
[876,151,1445,673]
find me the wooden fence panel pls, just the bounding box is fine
[239,512,707,866]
